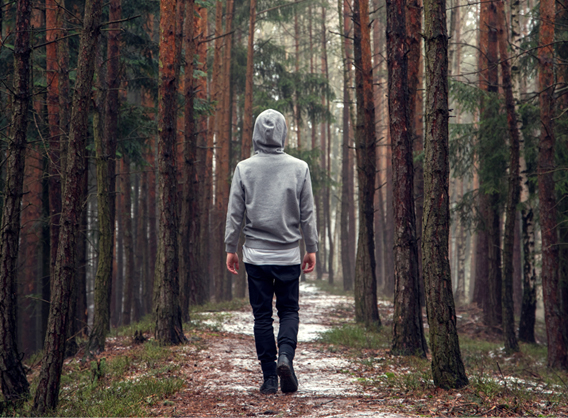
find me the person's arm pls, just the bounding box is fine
[299,165,319,254]
[225,165,245,255]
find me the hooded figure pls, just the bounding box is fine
[224,109,318,395]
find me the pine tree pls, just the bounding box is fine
[422,0,468,388]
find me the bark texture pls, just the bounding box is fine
[32,0,103,409]
[88,0,121,349]
[518,208,536,343]
[339,0,353,291]
[241,0,256,160]
[496,0,519,353]
[180,0,196,321]
[387,0,426,357]
[423,0,468,388]
[537,0,567,369]
[89,47,112,352]
[353,0,380,326]
[154,0,185,345]
[0,0,32,401]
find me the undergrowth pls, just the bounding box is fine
[3,337,195,417]
[317,322,568,416]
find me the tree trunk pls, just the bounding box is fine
[88,43,112,351]
[478,0,502,328]
[496,0,519,353]
[121,156,134,325]
[407,0,424,306]
[32,0,103,409]
[423,0,468,388]
[339,0,353,291]
[373,0,385,290]
[321,7,334,285]
[345,0,357,280]
[46,0,61,292]
[132,173,142,322]
[387,0,426,357]
[218,0,234,301]
[537,0,567,369]
[241,0,256,160]
[195,5,210,305]
[518,208,536,343]
[89,0,120,341]
[154,0,185,345]
[353,0,380,327]
[18,136,42,356]
[180,0,195,321]
[0,0,32,400]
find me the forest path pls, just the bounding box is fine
[150,282,409,417]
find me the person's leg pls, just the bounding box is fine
[272,264,301,393]
[273,264,301,359]
[245,263,278,380]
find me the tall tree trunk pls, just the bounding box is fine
[32,0,103,409]
[0,0,32,400]
[146,139,157,311]
[322,7,334,285]
[195,5,210,305]
[46,0,61,299]
[496,0,519,353]
[114,178,124,326]
[89,0,120,346]
[88,43,112,351]
[339,0,353,291]
[353,0,380,326]
[423,0,468,388]
[18,134,42,356]
[218,0,234,301]
[209,0,223,302]
[180,0,196,321]
[241,0,256,160]
[478,0,502,328]
[121,157,134,325]
[373,0,386,290]
[537,0,567,369]
[518,208,536,342]
[154,0,185,345]
[132,173,142,322]
[387,0,426,357]
[407,0,424,306]
[345,0,357,279]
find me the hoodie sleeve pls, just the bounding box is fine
[300,166,319,253]
[225,165,245,253]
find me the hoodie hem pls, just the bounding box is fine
[244,238,299,251]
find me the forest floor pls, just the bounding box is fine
[13,276,568,417]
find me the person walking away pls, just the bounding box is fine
[225,109,318,395]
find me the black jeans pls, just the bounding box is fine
[245,263,300,377]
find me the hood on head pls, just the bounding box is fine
[252,109,287,153]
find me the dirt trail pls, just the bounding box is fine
[152,283,408,417]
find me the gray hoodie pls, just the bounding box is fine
[224,109,319,254]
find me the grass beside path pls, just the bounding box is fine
[317,321,568,417]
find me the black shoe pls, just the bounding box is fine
[277,354,298,393]
[260,375,278,395]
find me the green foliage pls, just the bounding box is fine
[230,39,334,129]
[189,297,249,313]
[449,80,509,228]
[317,323,389,351]
[284,146,330,196]
[117,102,156,166]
